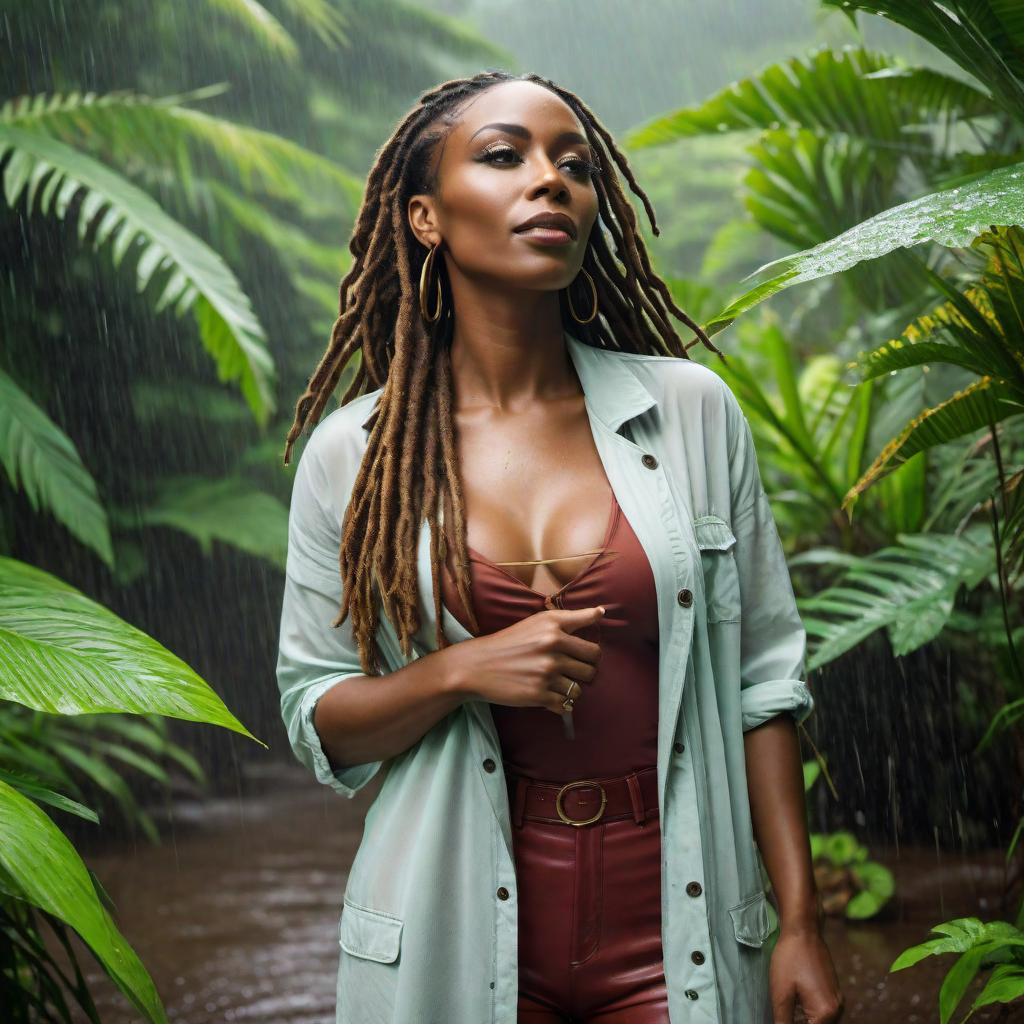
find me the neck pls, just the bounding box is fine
[445,283,579,413]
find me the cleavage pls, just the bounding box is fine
[444,488,617,598]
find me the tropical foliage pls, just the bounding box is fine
[0,0,505,1019]
[633,0,1024,1015]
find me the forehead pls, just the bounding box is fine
[448,81,584,146]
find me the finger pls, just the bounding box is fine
[553,631,602,666]
[552,652,598,683]
[807,994,845,1024]
[554,605,606,635]
[772,987,796,1024]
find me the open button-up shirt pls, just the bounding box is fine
[276,330,815,1024]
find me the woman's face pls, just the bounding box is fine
[408,80,601,293]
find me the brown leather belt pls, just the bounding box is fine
[504,765,659,829]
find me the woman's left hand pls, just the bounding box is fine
[769,925,844,1023]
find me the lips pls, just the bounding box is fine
[513,211,577,239]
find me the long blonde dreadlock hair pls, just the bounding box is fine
[282,70,724,676]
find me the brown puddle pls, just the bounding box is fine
[52,765,1018,1023]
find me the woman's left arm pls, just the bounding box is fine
[722,381,843,1022]
[745,716,843,1023]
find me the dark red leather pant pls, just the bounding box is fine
[507,767,670,1023]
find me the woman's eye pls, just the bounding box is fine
[478,146,601,180]
[561,156,602,179]
[479,145,521,164]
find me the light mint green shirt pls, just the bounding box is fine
[276,330,814,1024]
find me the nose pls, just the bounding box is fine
[529,153,569,199]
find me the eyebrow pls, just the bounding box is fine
[468,122,590,149]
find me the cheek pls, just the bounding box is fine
[444,170,517,247]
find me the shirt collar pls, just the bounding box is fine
[564,329,657,433]
[360,328,658,435]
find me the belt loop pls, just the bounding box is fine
[626,772,647,826]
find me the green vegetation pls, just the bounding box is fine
[3,0,1023,1019]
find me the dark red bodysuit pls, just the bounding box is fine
[439,490,659,780]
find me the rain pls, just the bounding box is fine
[2,1,1022,1022]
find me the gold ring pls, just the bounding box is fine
[561,680,580,712]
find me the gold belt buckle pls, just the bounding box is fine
[555,779,607,827]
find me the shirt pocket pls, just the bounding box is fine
[339,898,404,963]
[693,514,741,623]
[728,888,780,948]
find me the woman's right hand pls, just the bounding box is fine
[448,606,605,715]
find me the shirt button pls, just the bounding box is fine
[677,588,693,607]
[641,453,658,469]
[496,887,510,900]
[691,950,705,965]
[685,989,699,1000]
[673,741,685,754]
[483,758,496,772]
[686,881,703,897]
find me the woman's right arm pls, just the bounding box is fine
[277,428,603,797]
[314,603,605,770]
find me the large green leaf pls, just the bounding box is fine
[0,557,263,746]
[705,160,1024,335]
[0,123,275,424]
[0,778,168,1023]
[0,368,112,567]
[891,917,1018,970]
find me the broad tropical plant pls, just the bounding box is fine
[0,556,264,1023]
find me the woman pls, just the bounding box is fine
[276,70,843,1024]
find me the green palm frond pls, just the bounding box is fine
[794,527,994,669]
[845,376,1021,511]
[743,126,895,252]
[278,0,350,45]
[624,46,996,148]
[842,227,1024,507]
[824,0,1024,125]
[124,475,289,569]
[195,0,352,54]
[2,88,365,218]
[0,121,276,424]
[0,368,112,567]
[200,0,301,59]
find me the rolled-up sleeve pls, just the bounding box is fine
[276,436,383,798]
[726,395,815,733]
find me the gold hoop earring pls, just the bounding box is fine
[419,242,443,323]
[566,268,598,324]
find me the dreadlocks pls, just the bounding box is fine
[282,70,724,676]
